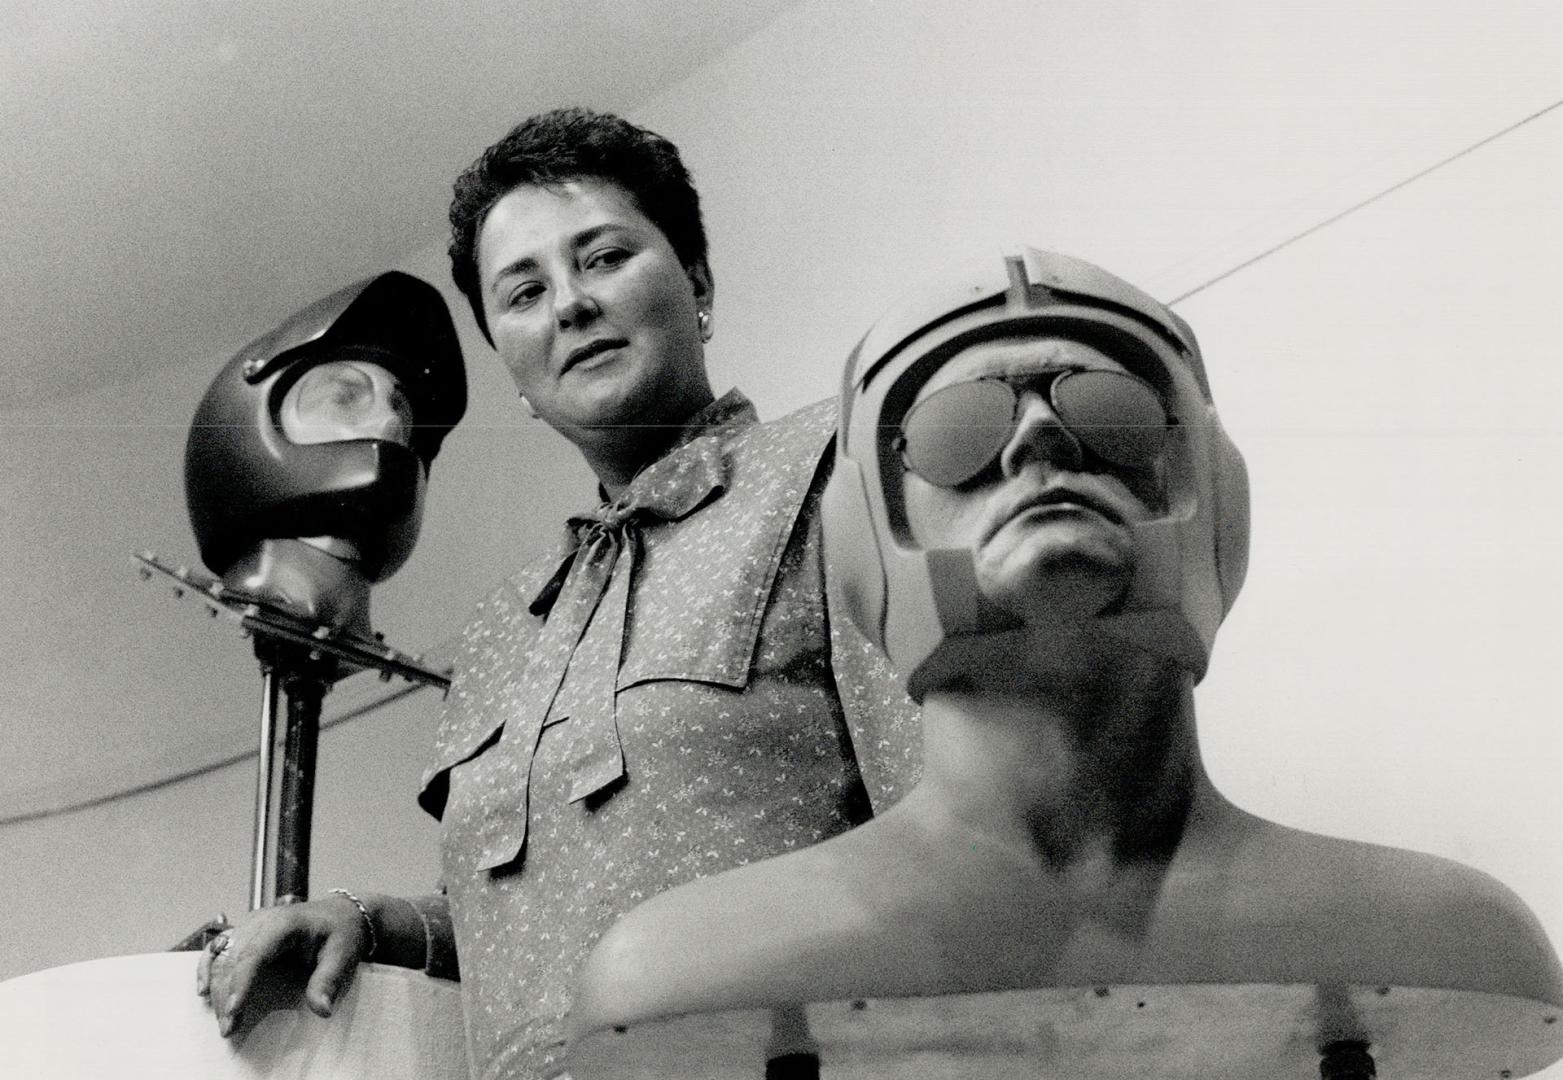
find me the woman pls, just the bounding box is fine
[196,109,918,1080]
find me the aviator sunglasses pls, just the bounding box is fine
[893,368,1171,488]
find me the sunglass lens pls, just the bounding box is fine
[898,379,1017,487]
[1051,370,1168,470]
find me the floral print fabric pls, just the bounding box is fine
[420,392,920,1079]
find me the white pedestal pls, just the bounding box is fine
[0,952,469,1079]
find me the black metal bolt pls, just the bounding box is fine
[766,1052,820,1080]
[1320,1041,1376,1080]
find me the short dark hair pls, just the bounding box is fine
[448,107,709,342]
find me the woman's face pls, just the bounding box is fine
[901,336,1165,623]
[476,178,713,456]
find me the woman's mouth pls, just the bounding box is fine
[562,338,628,373]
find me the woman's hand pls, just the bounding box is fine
[195,894,370,1038]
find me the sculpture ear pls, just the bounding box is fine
[822,449,889,651]
[1208,405,1250,615]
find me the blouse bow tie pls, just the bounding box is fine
[472,442,729,873]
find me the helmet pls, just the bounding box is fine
[184,271,467,582]
[822,248,1248,699]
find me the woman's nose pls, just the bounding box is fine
[553,275,600,329]
[998,391,1083,477]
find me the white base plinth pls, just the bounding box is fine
[0,952,469,1079]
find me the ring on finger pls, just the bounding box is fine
[207,931,233,959]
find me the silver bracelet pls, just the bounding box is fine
[329,888,378,960]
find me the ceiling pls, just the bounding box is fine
[0,0,797,410]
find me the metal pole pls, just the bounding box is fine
[273,671,326,905]
[249,667,281,910]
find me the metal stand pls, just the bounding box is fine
[272,666,328,905]
[248,654,332,908]
[250,667,281,910]
[136,550,451,917]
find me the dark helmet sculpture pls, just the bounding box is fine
[185,271,467,587]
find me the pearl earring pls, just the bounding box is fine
[697,309,713,343]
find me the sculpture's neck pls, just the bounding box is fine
[221,537,373,636]
[915,650,1207,874]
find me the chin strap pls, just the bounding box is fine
[1097,514,1212,679]
[905,506,1212,700]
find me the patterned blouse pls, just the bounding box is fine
[417,391,920,1080]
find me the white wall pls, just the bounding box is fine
[637,0,1563,890]
[4,7,1562,1073]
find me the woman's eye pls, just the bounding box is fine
[507,282,544,308]
[586,247,631,271]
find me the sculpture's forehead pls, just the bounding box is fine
[914,336,1132,402]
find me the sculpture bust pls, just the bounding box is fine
[567,250,1563,1075]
